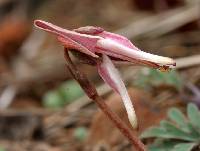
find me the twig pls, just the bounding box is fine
[66,66,140,113]
[0,86,16,109]
[64,50,147,151]
[0,108,51,116]
[115,5,200,39]
[175,54,200,69]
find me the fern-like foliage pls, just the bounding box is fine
[140,103,200,151]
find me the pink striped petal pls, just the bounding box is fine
[57,36,98,58]
[98,31,139,50]
[34,20,100,58]
[96,39,176,68]
[97,54,138,128]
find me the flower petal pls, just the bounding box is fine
[97,54,138,128]
[96,39,176,68]
[34,20,100,58]
[58,36,98,58]
[98,31,139,50]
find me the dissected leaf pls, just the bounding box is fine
[134,68,182,90]
[187,103,200,130]
[142,104,200,151]
[141,121,197,141]
[171,143,196,151]
[160,120,197,141]
[140,127,167,139]
[149,139,178,151]
[186,123,200,138]
[163,70,182,90]
[168,107,200,137]
[168,108,189,131]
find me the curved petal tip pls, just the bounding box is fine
[97,54,138,129]
[128,113,138,129]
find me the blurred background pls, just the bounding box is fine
[0,0,200,151]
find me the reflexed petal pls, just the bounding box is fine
[97,54,138,128]
[34,20,100,58]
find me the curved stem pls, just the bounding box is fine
[64,49,147,151]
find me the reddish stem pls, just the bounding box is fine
[64,50,147,151]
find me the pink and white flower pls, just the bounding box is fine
[34,20,176,128]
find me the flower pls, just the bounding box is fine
[34,20,176,128]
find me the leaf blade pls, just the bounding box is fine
[160,120,197,141]
[140,127,168,139]
[171,143,196,151]
[168,108,189,132]
[187,103,200,130]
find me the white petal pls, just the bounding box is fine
[97,54,138,128]
[97,39,175,67]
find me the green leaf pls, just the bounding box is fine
[141,121,197,141]
[171,143,196,151]
[143,104,200,151]
[163,70,182,90]
[140,127,167,139]
[59,80,84,104]
[160,120,197,141]
[168,108,190,132]
[187,103,200,129]
[134,68,182,90]
[74,127,88,141]
[149,139,177,151]
[42,80,84,108]
[0,146,6,151]
[42,91,64,108]
[186,123,200,139]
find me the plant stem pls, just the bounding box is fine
[64,50,147,151]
